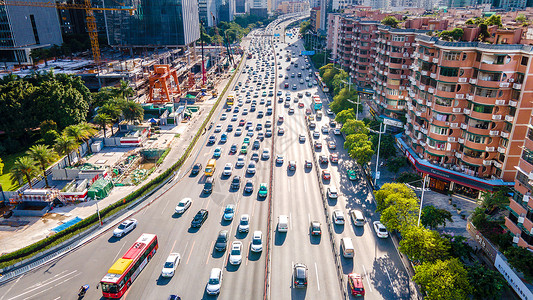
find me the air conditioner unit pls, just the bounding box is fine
[509,78,515,83]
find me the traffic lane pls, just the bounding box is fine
[270,88,342,300]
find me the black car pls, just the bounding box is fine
[191,163,202,175]
[191,209,208,228]
[214,230,228,251]
[231,176,241,189]
[230,144,238,153]
[203,177,214,194]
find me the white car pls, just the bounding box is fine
[333,210,345,225]
[236,155,246,167]
[161,253,181,277]
[235,128,243,136]
[231,114,238,121]
[238,214,250,233]
[373,221,389,238]
[175,198,192,214]
[206,268,222,295]
[113,219,137,237]
[276,155,284,164]
[223,163,233,176]
[327,186,338,199]
[229,241,243,265]
[261,148,270,160]
[250,230,263,252]
[214,124,222,132]
[247,161,256,174]
[220,114,227,120]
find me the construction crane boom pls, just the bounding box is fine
[0,0,135,66]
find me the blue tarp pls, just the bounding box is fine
[51,217,83,233]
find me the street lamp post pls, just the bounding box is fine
[374,123,386,187]
[346,98,361,120]
[96,199,103,226]
[417,174,429,226]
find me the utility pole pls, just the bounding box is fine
[200,22,207,86]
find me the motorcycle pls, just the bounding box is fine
[78,284,89,299]
[208,122,214,130]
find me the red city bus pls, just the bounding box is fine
[100,233,158,298]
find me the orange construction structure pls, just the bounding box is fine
[148,65,181,103]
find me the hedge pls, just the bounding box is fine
[0,57,244,270]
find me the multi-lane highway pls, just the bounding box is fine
[0,14,414,300]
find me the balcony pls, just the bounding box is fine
[464,139,489,152]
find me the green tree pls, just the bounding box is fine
[329,87,357,113]
[441,234,472,261]
[399,226,450,262]
[485,14,502,27]
[516,14,527,23]
[335,108,355,124]
[98,102,122,135]
[480,189,509,211]
[439,28,464,41]
[370,134,396,157]
[504,246,533,281]
[64,123,96,158]
[344,133,374,166]
[421,205,453,229]
[54,134,78,166]
[26,144,58,188]
[341,119,368,135]
[331,69,348,94]
[413,258,472,300]
[386,156,406,173]
[0,81,36,142]
[467,263,506,300]
[375,183,417,211]
[299,21,311,34]
[396,172,422,187]
[0,157,3,175]
[39,120,57,136]
[122,101,144,123]
[10,156,39,188]
[381,16,399,28]
[379,192,419,232]
[94,113,112,138]
[117,80,135,100]
[42,130,60,146]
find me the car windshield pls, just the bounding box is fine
[231,249,240,255]
[209,278,219,285]
[118,224,126,229]
[225,207,233,213]
[252,238,261,245]
[241,219,248,225]
[164,262,174,268]
[379,228,387,233]
[217,236,226,242]
[178,202,185,207]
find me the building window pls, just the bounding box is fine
[475,88,497,98]
[478,72,501,81]
[439,67,459,77]
[434,113,448,121]
[443,51,461,61]
[521,149,533,165]
[465,133,486,144]
[392,35,405,42]
[472,103,493,114]
[435,97,452,107]
[29,14,39,45]
[521,56,529,66]
[427,139,446,150]
[430,125,447,135]
[387,88,399,96]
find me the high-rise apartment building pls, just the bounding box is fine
[0,1,63,64]
[199,0,219,26]
[506,113,533,250]
[218,0,235,22]
[278,1,310,13]
[104,0,200,47]
[250,0,268,18]
[235,0,246,13]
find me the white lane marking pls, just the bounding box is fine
[161,197,172,215]
[170,239,177,253]
[315,263,320,291]
[303,178,307,192]
[384,266,394,290]
[289,213,292,230]
[362,265,373,292]
[21,286,54,300]
[8,270,77,300]
[112,241,128,262]
[0,273,23,300]
[307,213,310,224]
[54,272,80,286]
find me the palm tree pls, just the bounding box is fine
[27,144,58,188]
[122,101,144,124]
[98,102,122,135]
[78,122,97,153]
[10,156,39,188]
[54,134,78,166]
[64,123,97,157]
[94,113,112,138]
[118,80,135,100]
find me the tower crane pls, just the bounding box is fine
[0,0,135,65]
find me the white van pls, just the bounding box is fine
[350,210,365,227]
[341,237,354,258]
[316,111,322,119]
[278,215,289,232]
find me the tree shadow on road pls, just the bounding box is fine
[371,255,411,300]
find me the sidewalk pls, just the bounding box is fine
[0,65,238,256]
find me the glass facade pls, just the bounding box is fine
[104,0,200,47]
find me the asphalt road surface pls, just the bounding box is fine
[0,14,413,300]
